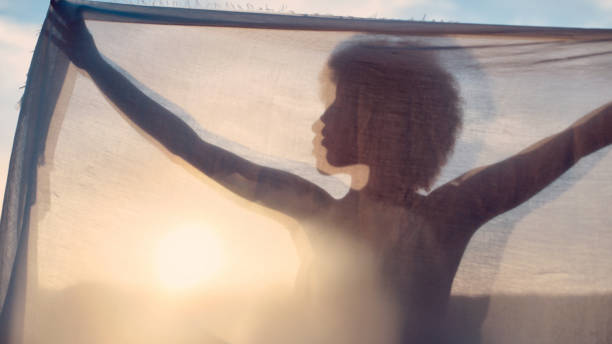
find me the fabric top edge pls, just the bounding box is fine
[51,0,612,38]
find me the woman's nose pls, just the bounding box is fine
[320,103,338,125]
[312,119,324,135]
[320,108,329,124]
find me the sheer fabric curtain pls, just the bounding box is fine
[1,1,612,343]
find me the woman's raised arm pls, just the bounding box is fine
[48,3,333,218]
[428,101,612,233]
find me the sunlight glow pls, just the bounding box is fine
[156,225,225,291]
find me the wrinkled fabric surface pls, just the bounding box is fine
[1,1,612,343]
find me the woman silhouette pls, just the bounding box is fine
[49,4,612,343]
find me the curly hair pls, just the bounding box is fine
[327,35,462,191]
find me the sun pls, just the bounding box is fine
[155,225,225,291]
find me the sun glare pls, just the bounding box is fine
[156,225,225,291]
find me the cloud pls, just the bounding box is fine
[394,0,612,27]
[593,0,612,9]
[0,18,38,50]
[107,0,429,18]
[0,17,39,206]
[95,0,612,26]
[260,0,428,18]
[0,0,47,24]
[0,17,38,131]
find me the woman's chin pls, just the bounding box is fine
[315,155,354,176]
[315,157,334,175]
[326,155,355,168]
[316,166,332,176]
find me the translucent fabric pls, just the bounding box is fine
[1,0,612,343]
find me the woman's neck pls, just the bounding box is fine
[360,168,417,206]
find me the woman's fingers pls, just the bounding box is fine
[49,34,69,53]
[42,27,69,54]
[50,0,84,24]
[47,11,70,38]
[45,3,99,70]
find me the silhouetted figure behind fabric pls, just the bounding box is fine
[49,4,612,343]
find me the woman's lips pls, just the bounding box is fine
[312,133,328,154]
[311,120,328,149]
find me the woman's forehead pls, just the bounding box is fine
[318,66,337,107]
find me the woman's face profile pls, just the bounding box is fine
[314,78,362,168]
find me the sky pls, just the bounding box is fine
[1,0,612,205]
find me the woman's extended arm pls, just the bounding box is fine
[429,101,612,232]
[49,5,332,218]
